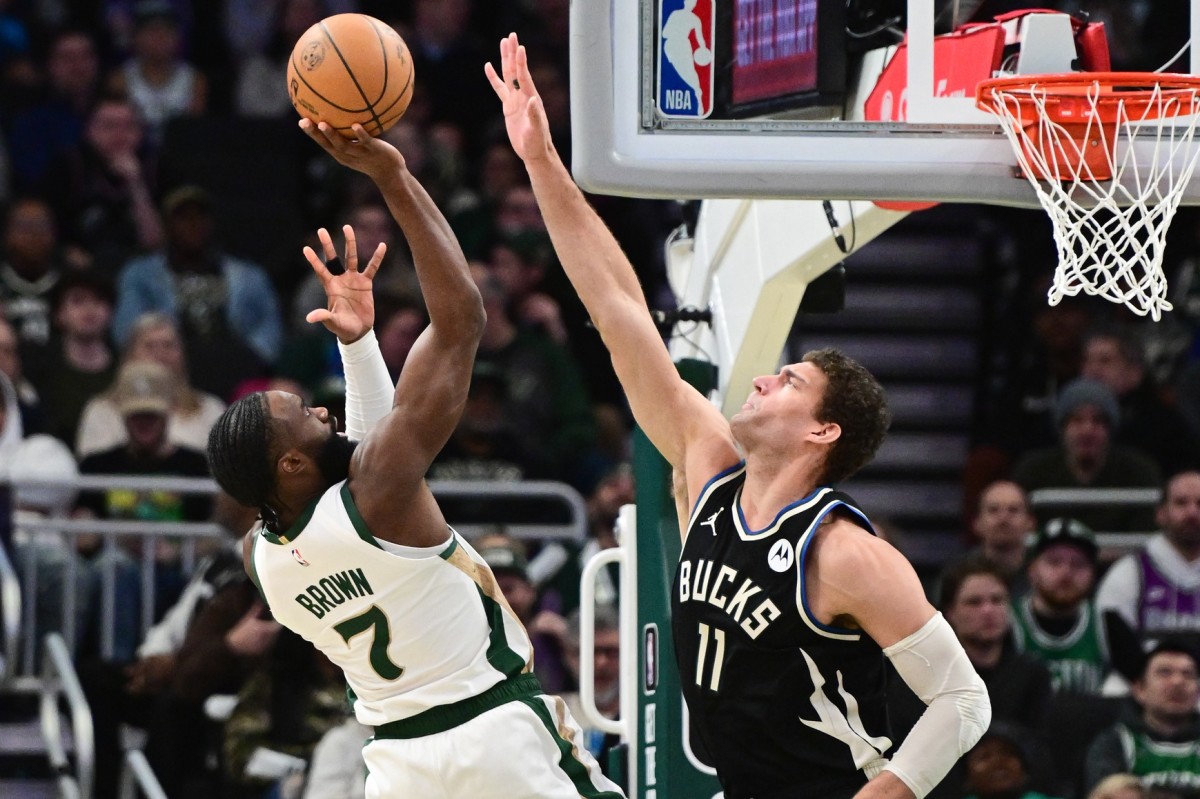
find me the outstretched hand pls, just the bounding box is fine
[485,33,553,164]
[299,119,405,179]
[304,224,386,343]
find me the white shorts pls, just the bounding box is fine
[363,692,626,799]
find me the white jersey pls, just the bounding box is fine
[249,481,534,727]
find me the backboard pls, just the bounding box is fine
[569,0,1200,206]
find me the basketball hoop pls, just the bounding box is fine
[976,72,1200,321]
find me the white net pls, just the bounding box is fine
[980,78,1200,321]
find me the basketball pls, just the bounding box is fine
[694,47,712,67]
[287,13,414,138]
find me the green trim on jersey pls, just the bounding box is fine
[248,533,269,608]
[261,497,319,545]
[340,483,383,550]
[520,695,626,798]
[1011,596,1109,694]
[373,673,542,739]
[439,535,459,560]
[477,585,526,676]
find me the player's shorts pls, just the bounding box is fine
[364,673,626,798]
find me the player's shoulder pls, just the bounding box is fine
[811,515,903,577]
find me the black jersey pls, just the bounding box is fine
[671,463,892,799]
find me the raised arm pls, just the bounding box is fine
[299,121,484,536]
[302,225,394,440]
[486,34,735,475]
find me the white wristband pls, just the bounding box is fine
[337,330,394,441]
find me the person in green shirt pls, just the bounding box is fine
[1085,639,1200,798]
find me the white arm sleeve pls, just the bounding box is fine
[881,612,991,799]
[338,330,395,441]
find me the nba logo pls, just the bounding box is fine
[657,0,715,119]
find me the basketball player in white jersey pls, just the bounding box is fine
[489,33,990,799]
[206,119,624,799]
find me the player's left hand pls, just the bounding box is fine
[304,224,386,344]
[485,33,554,164]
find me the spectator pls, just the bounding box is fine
[233,0,327,119]
[3,435,87,653]
[76,311,225,457]
[1013,378,1161,533]
[41,94,164,275]
[1084,639,1200,797]
[1097,471,1200,653]
[22,271,117,446]
[113,185,282,399]
[472,264,598,490]
[78,492,272,799]
[106,0,207,142]
[223,629,347,799]
[940,479,1037,597]
[5,29,102,192]
[1013,517,1143,694]
[530,461,633,616]
[0,196,70,348]
[559,605,621,779]
[0,315,45,433]
[941,558,1053,733]
[428,361,554,484]
[1081,323,1200,475]
[962,722,1061,799]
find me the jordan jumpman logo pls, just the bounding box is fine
[701,507,723,535]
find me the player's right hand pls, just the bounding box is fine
[299,118,406,179]
[485,32,554,164]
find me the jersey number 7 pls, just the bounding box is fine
[335,604,405,680]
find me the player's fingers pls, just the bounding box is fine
[303,245,330,280]
[342,224,359,271]
[363,242,387,279]
[484,61,506,98]
[317,227,337,260]
[306,308,333,325]
[349,123,368,144]
[515,44,537,97]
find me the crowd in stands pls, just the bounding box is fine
[2,1,1200,799]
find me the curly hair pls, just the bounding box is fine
[206,392,280,527]
[803,348,890,485]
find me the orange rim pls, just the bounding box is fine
[976,72,1200,122]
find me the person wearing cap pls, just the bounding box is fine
[1097,471,1200,655]
[1083,639,1200,797]
[112,183,283,399]
[76,360,210,528]
[1013,517,1143,696]
[1013,377,1162,533]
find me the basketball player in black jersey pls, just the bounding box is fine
[489,34,992,799]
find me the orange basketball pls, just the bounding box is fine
[287,14,414,138]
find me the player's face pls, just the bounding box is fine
[1028,544,1093,610]
[1159,472,1200,548]
[973,481,1033,550]
[731,362,827,446]
[266,390,350,484]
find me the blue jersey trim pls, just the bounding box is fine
[798,501,876,636]
[736,484,831,538]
